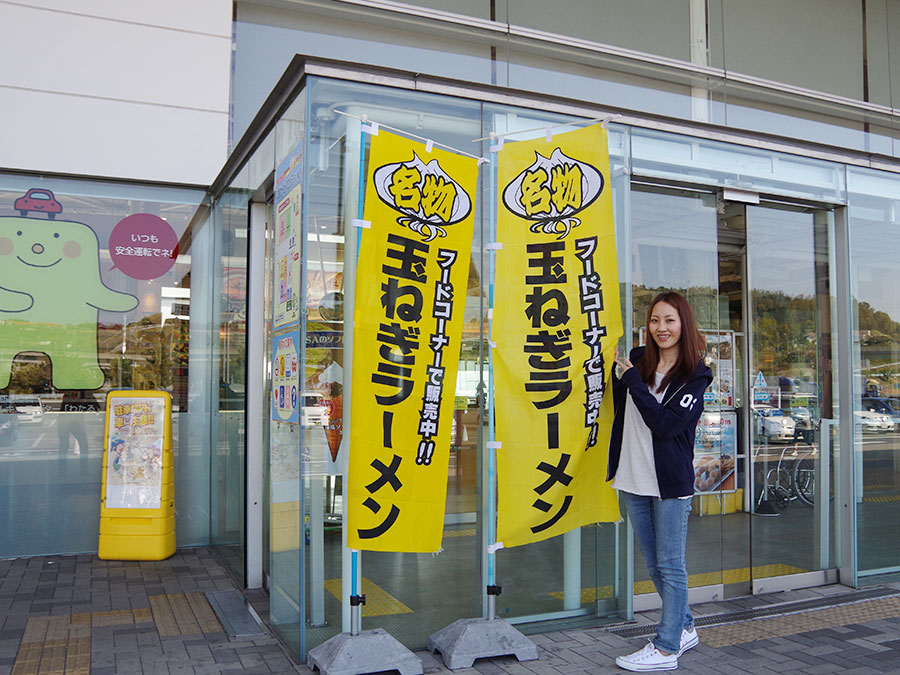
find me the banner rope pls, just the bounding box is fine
[333,109,487,161]
[471,114,621,143]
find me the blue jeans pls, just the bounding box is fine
[622,492,693,655]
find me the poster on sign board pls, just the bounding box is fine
[272,330,301,424]
[105,396,166,509]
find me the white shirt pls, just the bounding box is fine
[612,372,666,497]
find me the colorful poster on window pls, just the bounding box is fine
[494,124,622,547]
[104,396,166,509]
[693,411,737,493]
[347,130,476,552]
[274,141,303,330]
[272,330,300,424]
[704,330,734,408]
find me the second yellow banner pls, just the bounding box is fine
[493,124,623,547]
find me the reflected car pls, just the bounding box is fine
[14,188,62,219]
[861,397,900,427]
[854,409,894,433]
[301,392,328,426]
[754,405,796,443]
[12,396,44,424]
[0,398,19,446]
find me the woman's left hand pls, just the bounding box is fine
[615,348,633,373]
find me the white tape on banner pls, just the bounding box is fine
[351,219,371,229]
[425,139,434,153]
[487,542,504,554]
[546,126,553,142]
[486,441,502,449]
[485,242,503,251]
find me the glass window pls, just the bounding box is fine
[0,175,204,556]
[712,0,864,100]
[631,128,846,204]
[848,167,900,581]
[506,0,692,62]
[209,125,276,583]
[298,76,485,652]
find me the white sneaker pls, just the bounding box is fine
[678,627,698,656]
[615,641,678,671]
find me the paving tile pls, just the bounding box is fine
[5,551,900,675]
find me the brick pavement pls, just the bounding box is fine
[1,548,900,674]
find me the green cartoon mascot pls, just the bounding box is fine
[0,215,138,390]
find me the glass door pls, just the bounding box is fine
[744,203,839,587]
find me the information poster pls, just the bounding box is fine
[105,397,166,509]
[272,329,301,424]
[693,411,737,494]
[274,141,303,330]
[704,330,734,408]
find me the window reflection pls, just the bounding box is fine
[849,171,900,578]
[0,179,203,557]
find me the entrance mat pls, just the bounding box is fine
[323,577,413,617]
[206,589,266,637]
[606,586,900,642]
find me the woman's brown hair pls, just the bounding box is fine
[637,291,705,393]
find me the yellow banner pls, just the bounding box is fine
[348,131,477,552]
[494,124,622,547]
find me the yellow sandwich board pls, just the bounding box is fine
[98,390,175,560]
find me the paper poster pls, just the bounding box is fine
[493,124,622,547]
[272,330,300,424]
[693,411,737,494]
[105,397,166,509]
[274,141,303,330]
[704,331,735,408]
[347,130,477,552]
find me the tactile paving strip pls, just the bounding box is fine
[699,596,900,647]
[323,577,413,616]
[12,594,225,674]
[443,528,476,538]
[608,586,900,640]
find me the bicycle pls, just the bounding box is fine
[792,445,834,506]
[754,445,799,511]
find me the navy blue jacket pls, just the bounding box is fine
[607,346,713,498]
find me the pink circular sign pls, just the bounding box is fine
[108,213,179,280]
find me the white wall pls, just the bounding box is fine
[0,0,232,185]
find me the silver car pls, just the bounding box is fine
[754,405,796,443]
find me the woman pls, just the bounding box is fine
[608,292,712,672]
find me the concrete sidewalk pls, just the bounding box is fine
[2,548,899,674]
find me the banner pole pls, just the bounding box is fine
[349,123,367,636]
[309,118,423,675]
[425,128,537,669]
[486,145,498,621]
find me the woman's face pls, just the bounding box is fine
[648,300,682,352]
